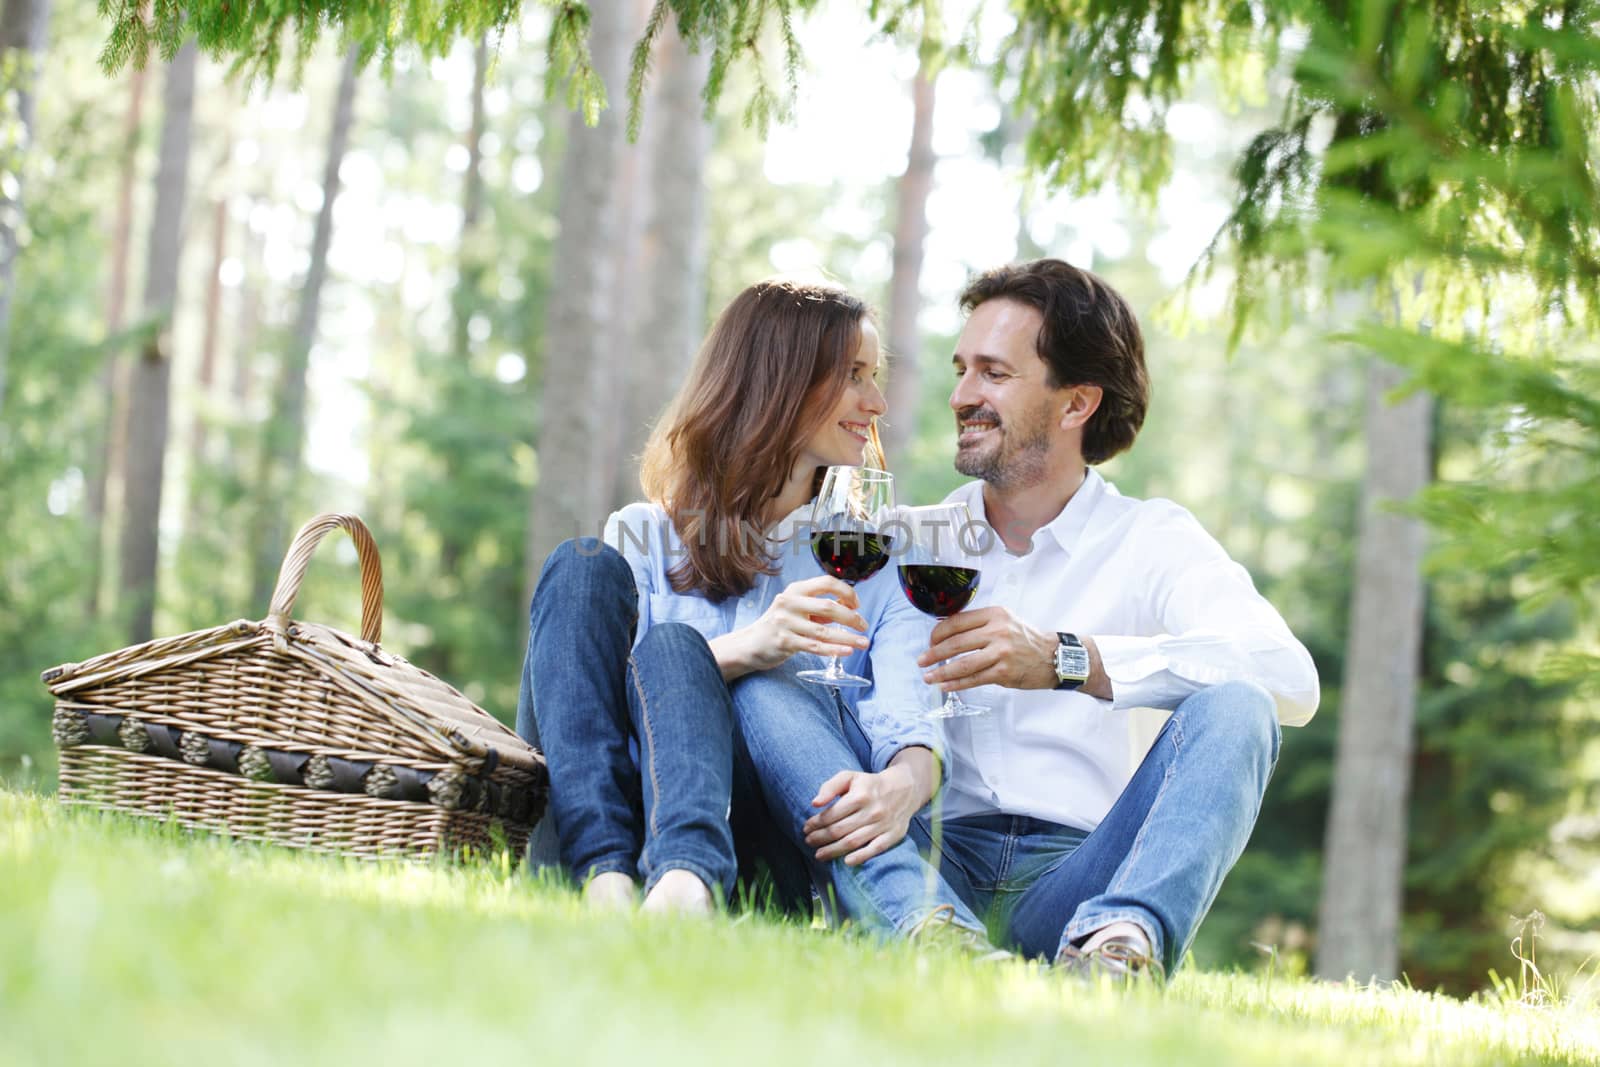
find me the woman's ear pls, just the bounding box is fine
[1060,385,1103,431]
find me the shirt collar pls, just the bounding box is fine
[767,500,813,544]
[957,468,1106,558]
[1039,468,1106,555]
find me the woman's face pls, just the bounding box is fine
[798,319,887,471]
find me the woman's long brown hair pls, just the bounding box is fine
[639,279,883,601]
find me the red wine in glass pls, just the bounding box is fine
[897,565,980,618]
[897,503,989,718]
[798,466,896,688]
[812,530,895,584]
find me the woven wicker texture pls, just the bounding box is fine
[42,513,545,861]
[58,748,526,858]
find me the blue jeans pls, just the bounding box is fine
[516,539,810,904]
[914,681,1281,972]
[731,658,986,938]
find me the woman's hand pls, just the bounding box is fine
[802,748,936,866]
[712,575,869,680]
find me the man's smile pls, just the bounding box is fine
[957,411,1000,445]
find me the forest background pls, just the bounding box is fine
[1,0,1596,996]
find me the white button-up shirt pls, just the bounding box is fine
[936,470,1320,831]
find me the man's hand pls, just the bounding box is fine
[917,606,1059,691]
[802,754,930,866]
[917,607,1114,698]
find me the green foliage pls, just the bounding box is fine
[546,1,604,124]
[355,40,559,723]
[1188,395,1589,993]
[99,0,525,82]
[4,790,1598,1063]
[627,0,814,138]
[990,0,1285,201]
[0,107,123,782]
[1404,564,1580,988]
[97,0,827,139]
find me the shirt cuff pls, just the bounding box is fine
[1091,634,1183,711]
[873,736,949,790]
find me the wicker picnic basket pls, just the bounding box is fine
[41,513,547,861]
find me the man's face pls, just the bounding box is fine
[949,299,1067,490]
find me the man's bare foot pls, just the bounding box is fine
[640,869,714,917]
[582,871,637,912]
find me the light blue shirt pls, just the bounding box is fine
[603,501,943,777]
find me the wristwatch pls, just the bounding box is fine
[1054,632,1090,691]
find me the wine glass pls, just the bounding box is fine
[797,466,896,688]
[896,502,989,718]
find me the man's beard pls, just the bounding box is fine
[953,401,1054,490]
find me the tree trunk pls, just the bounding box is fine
[230,215,261,411]
[449,35,488,368]
[1315,358,1433,982]
[615,26,711,509]
[0,0,51,414]
[190,197,227,466]
[884,60,937,462]
[118,39,197,645]
[523,0,633,599]
[593,0,656,506]
[250,46,360,607]
[437,35,490,596]
[85,62,148,619]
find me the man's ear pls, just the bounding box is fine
[1060,385,1103,431]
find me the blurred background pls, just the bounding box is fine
[0,0,1595,996]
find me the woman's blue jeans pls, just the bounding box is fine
[515,539,809,903]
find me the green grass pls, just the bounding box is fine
[2,788,1596,1067]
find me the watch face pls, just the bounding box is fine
[1056,643,1090,681]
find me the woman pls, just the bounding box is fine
[515,279,986,939]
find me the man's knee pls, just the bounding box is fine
[1186,680,1281,764]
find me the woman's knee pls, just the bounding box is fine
[635,622,718,674]
[730,660,832,718]
[630,624,732,726]
[730,663,856,763]
[531,538,634,612]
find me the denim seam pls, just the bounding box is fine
[1061,714,1184,959]
[998,824,1019,885]
[1111,712,1183,896]
[627,652,664,843]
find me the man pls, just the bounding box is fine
[903,258,1319,978]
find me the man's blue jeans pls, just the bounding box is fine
[913,681,1281,973]
[515,539,809,903]
[731,659,986,939]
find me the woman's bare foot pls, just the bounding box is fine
[640,869,714,917]
[582,871,637,912]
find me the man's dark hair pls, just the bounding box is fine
[959,258,1149,464]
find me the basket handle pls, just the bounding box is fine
[267,513,384,645]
